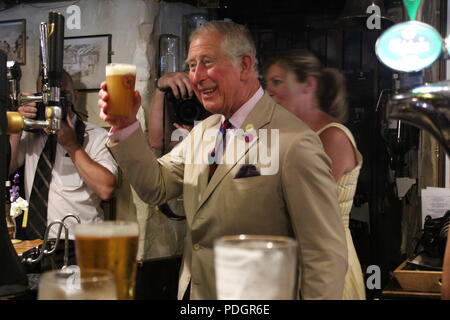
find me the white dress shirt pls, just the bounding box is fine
[17,119,118,239]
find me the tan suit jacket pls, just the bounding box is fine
[108,93,348,299]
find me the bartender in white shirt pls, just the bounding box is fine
[8,70,118,268]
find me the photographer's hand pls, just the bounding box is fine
[157,72,193,99]
[57,114,80,154]
[58,113,116,200]
[9,93,37,174]
[17,92,37,119]
[149,72,195,150]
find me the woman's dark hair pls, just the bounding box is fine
[264,50,348,122]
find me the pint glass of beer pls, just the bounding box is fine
[105,63,137,118]
[75,221,139,300]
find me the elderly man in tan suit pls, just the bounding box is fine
[98,21,347,300]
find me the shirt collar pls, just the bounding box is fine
[224,86,264,129]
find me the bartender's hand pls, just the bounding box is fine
[57,114,79,153]
[157,72,193,100]
[98,81,141,130]
[17,92,37,119]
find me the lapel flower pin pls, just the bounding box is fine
[244,124,255,143]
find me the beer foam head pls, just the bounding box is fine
[105,63,137,76]
[75,221,139,238]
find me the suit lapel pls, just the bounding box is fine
[194,115,221,206]
[196,93,275,213]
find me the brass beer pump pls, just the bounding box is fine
[0,11,66,298]
[0,50,29,298]
[7,11,65,135]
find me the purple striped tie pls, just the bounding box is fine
[208,119,233,182]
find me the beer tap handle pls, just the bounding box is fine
[51,220,70,269]
[46,11,65,134]
[61,215,80,269]
[62,214,81,225]
[24,220,70,267]
[17,92,43,105]
[24,220,61,265]
[48,11,64,90]
[6,61,21,108]
[39,22,49,87]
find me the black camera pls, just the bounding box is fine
[420,211,450,259]
[164,89,210,126]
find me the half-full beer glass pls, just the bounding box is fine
[214,235,298,300]
[75,221,139,300]
[105,63,136,118]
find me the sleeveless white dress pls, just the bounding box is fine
[317,122,366,300]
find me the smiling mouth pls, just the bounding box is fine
[201,87,217,98]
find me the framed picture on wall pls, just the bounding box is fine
[0,19,26,64]
[64,34,112,91]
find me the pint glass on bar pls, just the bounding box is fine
[38,268,117,300]
[214,235,298,300]
[105,63,137,118]
[75,221,139,300]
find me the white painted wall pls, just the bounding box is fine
[1,0,206,259]
[0,0,157,127]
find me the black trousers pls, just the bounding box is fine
[134,255,182,300]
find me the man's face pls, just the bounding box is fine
[186,32,243,118]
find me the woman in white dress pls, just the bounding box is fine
[264,50,366,300]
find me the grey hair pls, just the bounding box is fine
[190,20,259,73]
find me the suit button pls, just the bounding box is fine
[193,244,201,251]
